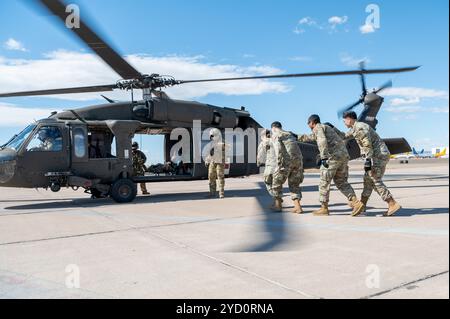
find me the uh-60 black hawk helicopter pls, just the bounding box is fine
[0,0,418,203]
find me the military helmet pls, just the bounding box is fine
[271,121,282,129]
[132,142,139,149]
[342,111,358,120]
[209,128,221,138]
[308,114,321,125]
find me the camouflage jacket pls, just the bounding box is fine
[344,121,390,159]
[205,142,228,165]
[298,123,349,161]
[132,150,147,175]
[257,138,277,175]
[275,130,303,169]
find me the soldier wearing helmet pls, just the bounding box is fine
[132,142,150,195]
[342,111,401,216]
[270,121,304,214]
[298,114,365,216]
[205,128,228,199]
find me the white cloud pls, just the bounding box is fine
[385,105,423,113]
[294,16,348,34]
[384,87,449,100]
[0,50,290,101]
[299,17,317,26]
[328,16,348,27]
[293,17,318,34]
[0,103,56,126]
[289,56,313,62]
[4,38,27,52]
[429,106,450,113]
[340,53,370,67]
[360,23,376,34]
[384,87,449,114]
[390,97,421,106]
[386,105,449,114]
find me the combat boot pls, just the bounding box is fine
[360,196,370,212]
[313,203,329,216]
[271,198,283,212]
[385,198,402,217]
[141,184,150,195]
[348,196,358,208]
[351,199,365,217]
[219,192,225,199]
[292,199,303,214]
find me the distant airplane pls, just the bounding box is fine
[434,148,448,158]
[411,147,433,158]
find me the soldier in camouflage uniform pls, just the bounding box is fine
[132,142,150,195]
[298,115,365,216]
[205,128,227,199]
[257,129,277,196]
[270,122,304,214]
[342,111,401,216]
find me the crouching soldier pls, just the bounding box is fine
[257,129,277,197]
[298,115,365,216]
[342,111,401,216]
[271,122,304,214]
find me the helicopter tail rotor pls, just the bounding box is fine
[337,62,394,119]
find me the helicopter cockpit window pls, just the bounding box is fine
[26,126,63,152]
[73,128,86,158]
[3,124,36,151]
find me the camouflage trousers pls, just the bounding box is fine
[208,163,225,196]
[134,170,148,194]
[362,157,392,201]
[319,159,356,204]
[272,161,304,200]
[264,174,274,196]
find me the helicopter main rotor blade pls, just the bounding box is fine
[359,61,367,95]
[179,66,420,84]
[337,98,364,118]
[38,0,142,80]
[374,80,393,94]
[0,84,117,98]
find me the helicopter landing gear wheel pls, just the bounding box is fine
[110,178,137,203]
[50,182,61,193]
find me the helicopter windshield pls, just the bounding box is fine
[2,124,36,151]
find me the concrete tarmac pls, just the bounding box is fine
[0,159,448,299]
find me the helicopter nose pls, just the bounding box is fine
[0,149,17,184]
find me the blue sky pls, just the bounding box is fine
[0,0,448,163]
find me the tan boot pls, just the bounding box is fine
[292,199,303,214]
[385,198,402,217]
[141,184,150,195]
[271,198,283,212]
[348,196,358,209]
[313,203,329,216]
[360,196,370,212]
[351,199,365,217]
